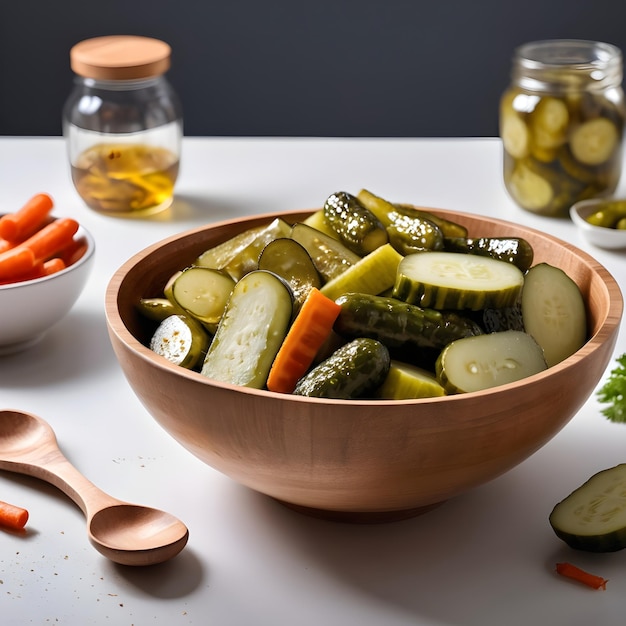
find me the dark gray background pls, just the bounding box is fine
[2,0,625,137]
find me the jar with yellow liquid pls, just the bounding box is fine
[63,35,183,217]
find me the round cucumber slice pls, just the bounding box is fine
[570,118,619,166]
[521,262,587,367]
[549,464,626,552]
[435,330,547,394]
[149,314,209,369]
[392,251,524,311]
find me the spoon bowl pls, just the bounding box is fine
[0,409,189,566]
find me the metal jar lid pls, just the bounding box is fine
[70,35,171,80]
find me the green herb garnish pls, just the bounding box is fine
[597,353,626,423]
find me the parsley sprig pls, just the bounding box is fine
[597,353,626,423]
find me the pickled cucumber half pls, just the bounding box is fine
[435,330,547,394]
[392,251,524,311]
[549,464,626,552]
[201,270,293,388]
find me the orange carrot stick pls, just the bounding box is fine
[57,236,88,266]
[42,257,67,276]
[0,500,29,530]
[0,245,37,280]
[0,238,15,254]
[555,562,608,590]
[18,217,79,262]
[0,193,54,241]
[266,287,342,394]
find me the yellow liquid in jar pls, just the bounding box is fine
[71,143,179,216]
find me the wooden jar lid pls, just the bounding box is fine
[70,35,171,80]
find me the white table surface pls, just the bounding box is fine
[1,136,626,625]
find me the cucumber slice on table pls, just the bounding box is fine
[435,330,547,394]
[521,262,587,367]
[201,270,293,388]
[550,464,626,552]
[392,251,524,310]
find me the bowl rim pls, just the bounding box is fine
[0,220,96,292]
[105,206,624,406]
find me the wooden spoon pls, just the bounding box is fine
[0,409,189,566]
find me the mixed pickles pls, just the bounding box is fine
[138,189,588,400]
[500,89,625,216]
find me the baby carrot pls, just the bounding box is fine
[555,562,608,590]
[0,193,54,241]
[0,500,29,530]
[266,287,342,394]
[42,257,67,276]
[0,238,14,254]
[18,217,79,262]
[0,245,37,280]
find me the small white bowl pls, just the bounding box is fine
[0,222,95,354]
[570,198,626,250]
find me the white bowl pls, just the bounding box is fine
[570,199,626,250]
[0,222,95,354]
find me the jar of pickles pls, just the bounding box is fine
[500,39,625,217]
[63,36,183,217]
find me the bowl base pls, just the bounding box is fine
[276,499,446,523]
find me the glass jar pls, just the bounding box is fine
[500,39,625,217]
[63,35,183,217]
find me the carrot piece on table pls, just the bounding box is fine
[18,217,79,262]
[555,562,608,590]
[266,287,342,394]
[0,245,37,280]
[0,193,54,242]
[0,500,29,530]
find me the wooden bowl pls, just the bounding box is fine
[104,209,623,522]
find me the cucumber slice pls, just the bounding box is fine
[290,222,361,282]
[149,314,210,369]
[570,118,619,166]
[170,266,235,332]
[507,161,554,211]
[501,111,530,159]
[521,262,587,367]
[435,330,547,394]
[258,238,321,311]
[392,251,524,311]
[320,243,403,302]
[137,297,178,322]
[530,97,569,150]
[375,360,446,399]
[549,464,626,552]
[201,270,293,388]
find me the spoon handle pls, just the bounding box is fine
[0,429,121,520]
